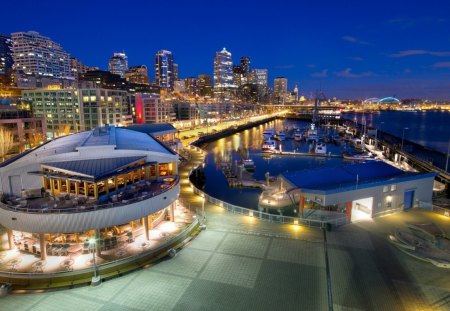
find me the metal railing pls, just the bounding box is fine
[0,176,180,214]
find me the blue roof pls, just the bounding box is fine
[42,156,146,180]
[126,124,176,135]
[282,161,435,194]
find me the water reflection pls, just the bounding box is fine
[203,119,347,210]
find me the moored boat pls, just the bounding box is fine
[243,159,256,171]
[263,128,275,140]
[315,141,327,154]
[261,139,276,153]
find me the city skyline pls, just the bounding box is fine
[2,0,450,99]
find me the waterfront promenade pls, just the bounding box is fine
[1,146,449,310]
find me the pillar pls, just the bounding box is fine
[50,179,55,196]
[105,180,109,195]
[75,182,80,196]
[114,176,119,192]
[95,230,101,256]
[7,228,14,250]
[66,180,70,193]
[84,182,88,196]
[42,176,47,190]
[149,215,154,230]
[57,179,62,192]
[93,183,98,199]
[143,216,149,240]
[169,202,175,222]
[145,167,150,180]
[298,195,305,218]
[39,233,47,260]
[155,164,160,180]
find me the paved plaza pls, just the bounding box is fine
[1,148,449,310]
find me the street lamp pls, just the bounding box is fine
[401,127,409,151]
[89,238,101,287]
[445,138,450,172]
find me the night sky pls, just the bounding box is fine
[2,0,450,99]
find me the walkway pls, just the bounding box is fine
[1,147,449,310]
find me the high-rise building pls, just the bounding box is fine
[70,57,92,79]
[108,53,128,78]
[11,31,73,80]
[252,69,268,87]
[233,65,243,87]
[0,34,13,86]
[125,65,149,85]
[185,77,199,95]
[213,48,234,88]
[198,74,212,97]
[173,63,178,81]
[174,79,186,93]
[274,77,288,104]
[240,56,250,74]
[155,50,175,90]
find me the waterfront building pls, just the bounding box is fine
[124,65,149,85]
[275,161,436,222]
[134,93,174,124]
[172,102,198,123]
[11,31,73,80]
[108,53,128,78]
[22,87,130,137]
[198,74,212,97]
[213,48,234,89]
[155,50,175,90]
[0,125,180,261]
[0,34,14,86]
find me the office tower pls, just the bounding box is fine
[174,79,186,93]
[233,65,243,87]
[155,50,175,90]
[173,63,178,81]
[125,65,149,85]
[252,69,268,87]
[11,31,73,80]
[70,57,92,79]
[240,56,250,74]
[108,52,128,78]
[213,48,234,88]
[274,77,288,104]
[0,34,13,85]
[198,74,212,97]
[134,93,174,124]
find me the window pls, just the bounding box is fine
[383,186,388,193]
[390,185,397,191]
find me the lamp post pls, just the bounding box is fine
[445,138,450,172]
[89,238,101,287]
[401,127,409,151]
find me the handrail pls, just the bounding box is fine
[0,176,180,214]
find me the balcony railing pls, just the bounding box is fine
[0,176,180,214]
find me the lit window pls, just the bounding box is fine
[390,185,397,191]
[383,186,388,193]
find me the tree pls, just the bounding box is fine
[56,124,72,137]
[0,127,14,162]
[30,131,45,147]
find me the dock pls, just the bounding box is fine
[271,151,343,158]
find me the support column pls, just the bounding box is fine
[7,228,14,250]
[66,180,70,193]
[155,164,160,180]
[84,182,88,196]
[169,202,175,222]
[57,179,62,192]
[50,179,55,196]
[39,233,47,260]
[298,195,305,218]
[75,182,79,196]
[145,167,150,180]
[143,217,149,240]
[94,183,98,199]
[149,215,154,230]
[95,230,101,256]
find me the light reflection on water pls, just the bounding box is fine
[203,119,347,211]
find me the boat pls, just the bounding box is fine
[261,139,276,153]
[263,128,275,140]
[343,152,376,161]
[332,135,342,145]
[315,141,327,154]
[294,130,303,142]
[243,159,256,171]
[351,137,365,152]
[276,131,286,141]
[306,123,319,142]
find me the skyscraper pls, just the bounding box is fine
[108,52,128,78]
[125,65,149,85]
[173,63,179,81]
[233,65,243,87]
[240,56,250,74]
[11,31,73,80]
[274,77,288,104]
[0,34,13,85]
[252,69,268,87]
[155,50,175,90]
[213,48,234,88]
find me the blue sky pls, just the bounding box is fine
[2,0,450,99]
